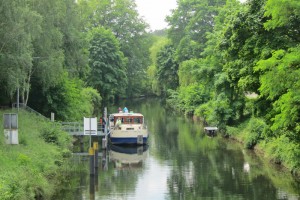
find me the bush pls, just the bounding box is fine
[225,117,267,148]
[243,117,267,149]
[262,135,300,172]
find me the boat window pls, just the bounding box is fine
[113,117,123,124]
[125,117,132,123]
[114,116,143,124]
[134,117,142,124]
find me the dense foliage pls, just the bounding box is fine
[148,0,300,173]
[87,27,127,102]
[0,0,152,120]
[78,0,152,97]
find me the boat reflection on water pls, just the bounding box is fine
[109,145,148,169]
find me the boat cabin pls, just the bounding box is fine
[109,113,144,127]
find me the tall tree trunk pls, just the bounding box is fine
[20,67,32,106]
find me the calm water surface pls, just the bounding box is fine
[56,98,300,200]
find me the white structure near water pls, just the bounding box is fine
[3,113,18,144]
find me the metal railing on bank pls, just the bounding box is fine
[12,103,49,121]
[11,103,106,137]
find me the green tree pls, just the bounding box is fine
[255,47,300,141]
[29,72,101,121]
[29,0,66,93]
[156,44,179,95]
[264,0,300,30]
[166,0,238,124]
[147,36,170,95]
[60,0,89,79]
[167,0,226,62]
[79,0,151,97]
[0,0,42,105]
[88,27,127,102]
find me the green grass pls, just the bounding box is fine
[0,109,73,200]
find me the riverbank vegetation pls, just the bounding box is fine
[0,109,73,199]
[149,0,300,175]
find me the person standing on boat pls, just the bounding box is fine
[118,107,122,113]
[123,107,128,113]
[116,117,122,128]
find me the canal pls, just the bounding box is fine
[55,98,300,200]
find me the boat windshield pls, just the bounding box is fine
[114,116,143,124]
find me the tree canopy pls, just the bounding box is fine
[152,0,300,170]
[0,0,152,120]
[88,27,127,102]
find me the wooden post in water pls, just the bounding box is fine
[89,174,95,200]
[102,107,108,149]
[89,147,95,175]
[102,137,107,149]
[102,149,108,171]
[93,142,99,168]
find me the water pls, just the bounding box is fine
[56,98,300,200]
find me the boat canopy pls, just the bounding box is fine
[110,113,144,125]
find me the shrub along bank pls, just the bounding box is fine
[0,109,73,200]
[226,117,300,177]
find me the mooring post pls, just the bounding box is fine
[89,147,95,175]
[102,149,107,170]
[89,174,95,200]
[93,142,99,168]
[102,137,107,149]
[103,107,108,149]
[95,166,99,192]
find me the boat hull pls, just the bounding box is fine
[110,136,148,145]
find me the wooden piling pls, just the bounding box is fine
[89,147,95,175]
[89,174,95,200]
[93,142,99,168]
[102,138,107,149]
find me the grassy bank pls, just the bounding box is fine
[0,109,73,200]
[226,117,300,177]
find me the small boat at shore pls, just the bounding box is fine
[108,111,148,145]
[204,127,218,137]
